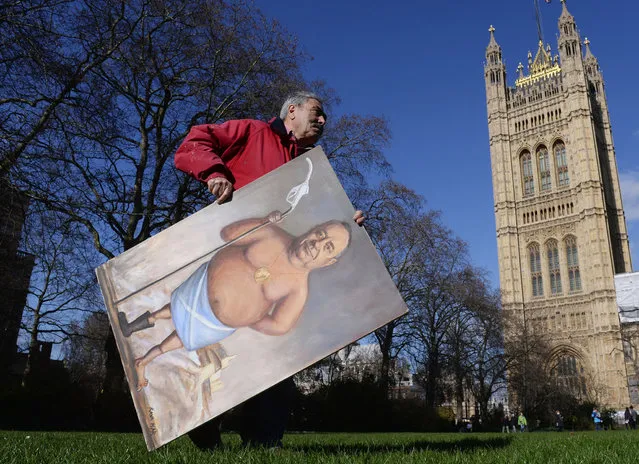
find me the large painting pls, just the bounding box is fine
[96,147,408,450]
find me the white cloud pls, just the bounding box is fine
[620,171,639,221]
[633,129,639,138]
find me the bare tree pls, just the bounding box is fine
[360,181,425,394]
[19,209,100,386]
[503,311,554,417]
[0,0,143,176]
[464,285,506,423]
[443,296,475,420]
[406,213,472,409]
[64,311,111,399]
[421,264,506,423]
[321,115,392,195]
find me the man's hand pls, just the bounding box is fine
[207,177,233,204]
[353,210,365,226]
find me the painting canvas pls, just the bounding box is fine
[96,147,408,450]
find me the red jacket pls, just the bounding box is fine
[174,118,302,190]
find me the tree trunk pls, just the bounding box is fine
[22,313,40,388]
[377,323,394,396]
[426,347,440,409]
[454,370,464,421]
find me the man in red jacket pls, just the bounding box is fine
[176,91,364,450]
[175,91,332,204]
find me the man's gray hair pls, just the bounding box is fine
[279,91,322,119]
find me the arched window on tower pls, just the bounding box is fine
[529,243,543,297]
[554,141,569,186]
[522,151,534,196]
[565,236,582,292]
[547,239,562,295]
[551,355,587,399]
[537,146,552,191]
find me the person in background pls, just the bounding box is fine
[592,407,603,431]
[502,413,511,433]
[517,412,527,432]
[555,410,564,432]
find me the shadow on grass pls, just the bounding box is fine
[287,436,514,455]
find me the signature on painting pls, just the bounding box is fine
[148,407,157,435]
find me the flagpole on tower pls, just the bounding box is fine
[534,0,545,44]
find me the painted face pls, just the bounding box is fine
[289,98,326,146]
[292,222,350,270]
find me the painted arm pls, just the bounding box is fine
[220,211,283,244]
[249,289,308,336]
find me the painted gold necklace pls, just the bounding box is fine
[254,266,271,283]
[252,244,289,283]
[252,242,307,283]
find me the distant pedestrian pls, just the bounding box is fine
[624,407,631,430]
[518,412,528,432]
[592,408,602,431]
[630,405,637,430]
[555,410,564,432]
[502,414,511,433]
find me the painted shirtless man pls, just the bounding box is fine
[118,211,352,391]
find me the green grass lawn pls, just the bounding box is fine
[1,430,638,463]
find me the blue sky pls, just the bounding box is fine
[254,0,639,286]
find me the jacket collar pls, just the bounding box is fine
[269,117,290,137]
[269,117,316,154]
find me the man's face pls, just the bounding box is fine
[288,98,326,146]
[292,222,349,270]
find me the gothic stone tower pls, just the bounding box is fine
[484,0,632,407]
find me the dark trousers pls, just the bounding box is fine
[188,377,296,450]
